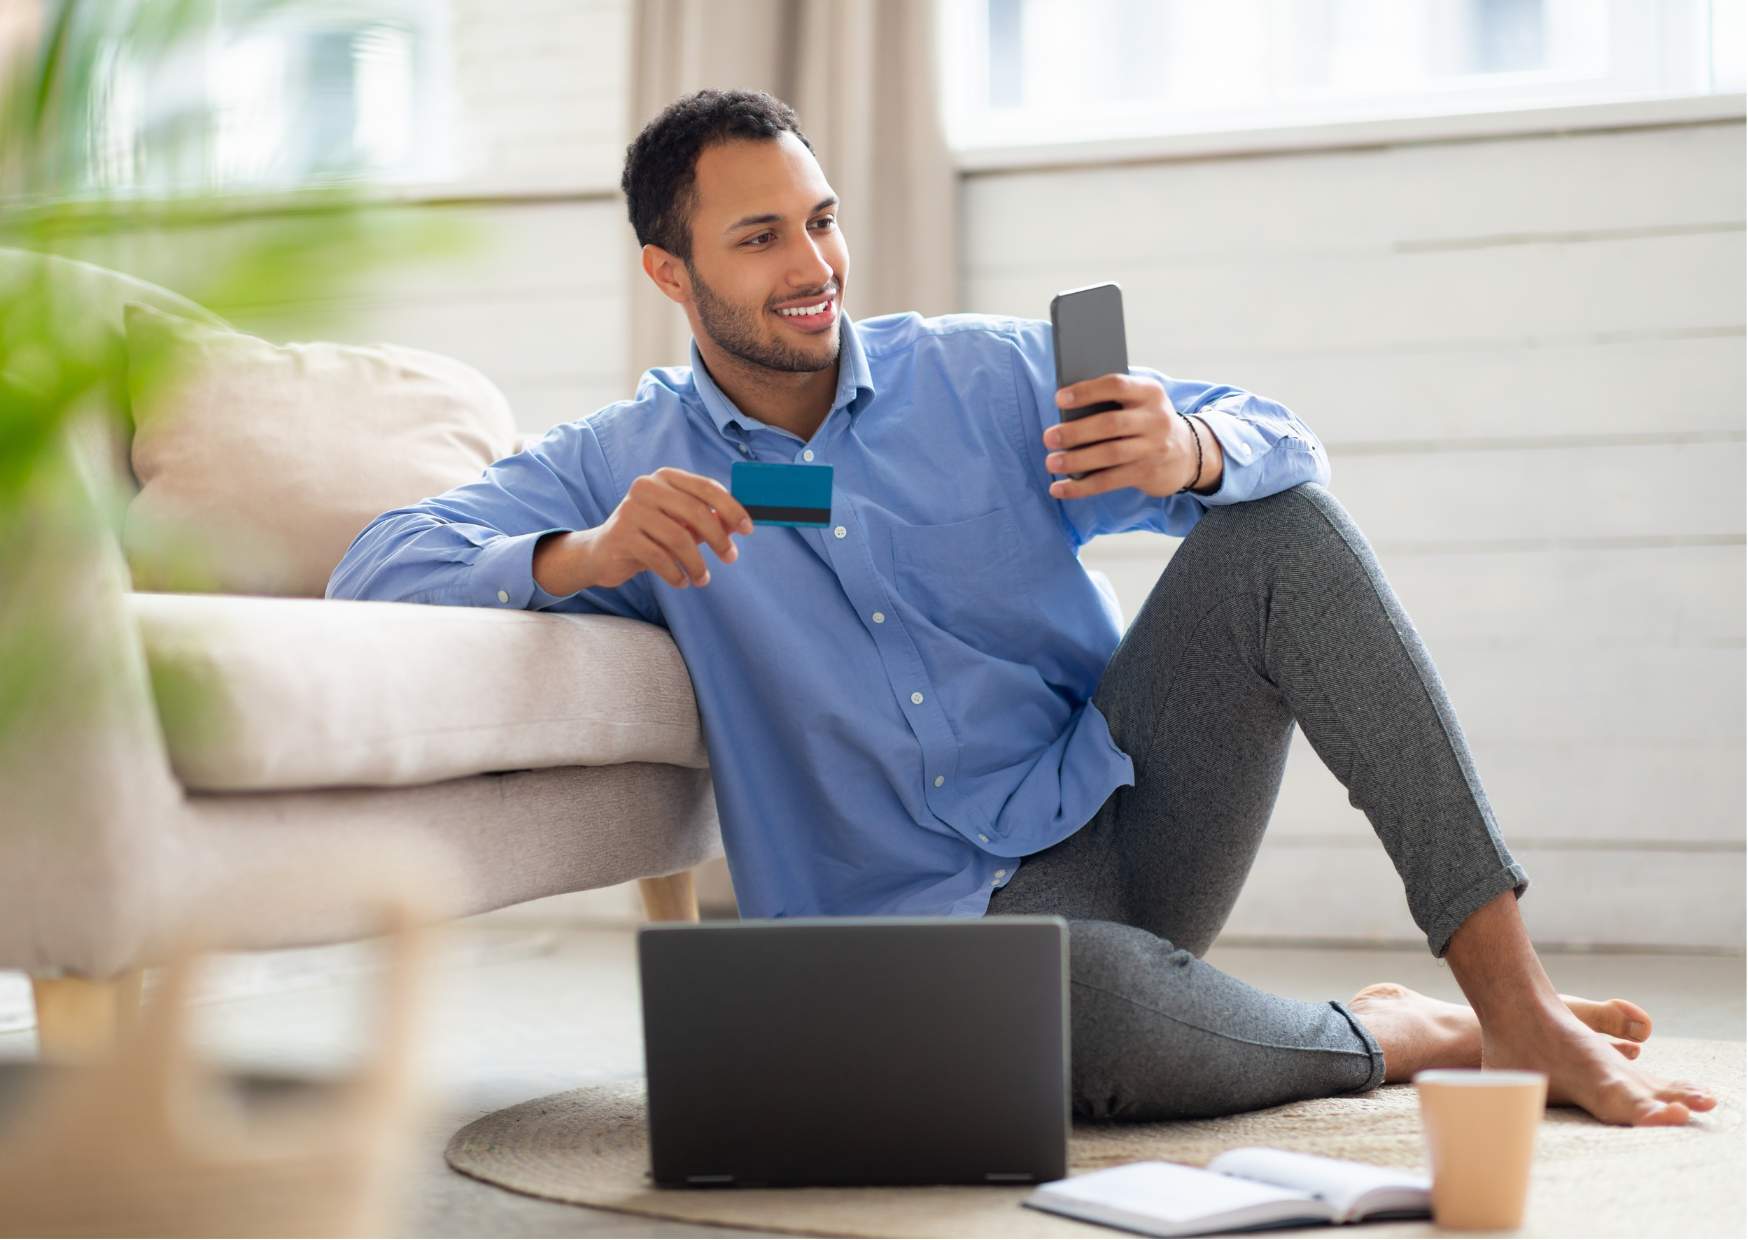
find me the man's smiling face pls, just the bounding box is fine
[680,132,848,375]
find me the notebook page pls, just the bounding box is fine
[1036,1160,1321,1225]
[1207,1148,1430,1219]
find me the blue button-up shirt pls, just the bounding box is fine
[327,312,1329,918]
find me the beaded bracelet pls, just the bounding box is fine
[1176,410,1204,493]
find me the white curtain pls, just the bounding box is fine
[625,0,959,389]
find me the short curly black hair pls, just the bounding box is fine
[621,88,816,264]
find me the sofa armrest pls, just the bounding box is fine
[129,593,706,792]
[0,432,184,977]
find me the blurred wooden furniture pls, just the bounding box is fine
[0,885,432,1237]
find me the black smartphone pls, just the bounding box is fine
[1049,282,1129,480]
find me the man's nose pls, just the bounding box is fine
[791,234,833,287]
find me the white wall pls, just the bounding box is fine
[964,119,1744,952]
[445,0,629,195]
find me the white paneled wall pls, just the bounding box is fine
[78,105,1742,947]
[446,0,630,193]
[963,119,1744,951]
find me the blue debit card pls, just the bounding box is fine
[731,460,834,527]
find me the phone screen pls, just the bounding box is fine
[1050,282,1129,478]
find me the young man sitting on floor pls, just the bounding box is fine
[330,88,1714,1127]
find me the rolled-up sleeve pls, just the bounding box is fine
[325,418,657,622]
[1176,389,1332,507]
[1006,318,1331,547]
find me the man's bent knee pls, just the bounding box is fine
[1184,482,1360,574]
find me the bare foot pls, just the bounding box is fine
[1427,888,1716,1126]
[1347,982,1652,1082]
[1481,1000,1719,1127]
[1347,984,1718,1125]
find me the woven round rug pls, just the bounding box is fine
[446,1037,1743,1238]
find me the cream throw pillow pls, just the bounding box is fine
[123,302,518,597]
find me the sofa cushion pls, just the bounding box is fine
[129,592,707,792]
[0,248,229,504]
[122,302,518,598]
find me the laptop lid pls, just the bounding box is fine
[638,915,1069,1188]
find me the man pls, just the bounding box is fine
[330,89,1714,1126]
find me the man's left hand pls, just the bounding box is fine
[1042,373,1222,499]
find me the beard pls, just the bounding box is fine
[687,259,838,375]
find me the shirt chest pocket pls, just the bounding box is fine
[887,508,1046,656]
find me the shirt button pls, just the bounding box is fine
[871,611,885,624]
[833,525,847,539]
[933,775,945,787]
[910,691,924,705]
[802,449,815,461]
[978,833,990,843]
[496,589,510,603]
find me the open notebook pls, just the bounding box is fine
[1023,1149,1431,1237]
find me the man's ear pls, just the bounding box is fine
[641,244,691,306]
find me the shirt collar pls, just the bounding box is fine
[689,310,877,438]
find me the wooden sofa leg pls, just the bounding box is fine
[638,871,700,923]
[30,971,144,1060]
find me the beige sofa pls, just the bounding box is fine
[0,252,722,1053]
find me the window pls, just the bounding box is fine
[940,0,1747,151]
[82,0,452,195]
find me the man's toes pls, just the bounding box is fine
[1658,1081,1718,1111]
[1351,982,1413,1005]
[1609,1038,1643,1060]
[1631,1097,1691,1126]
[1563,995,1652,1042]
[1612,999,1652,1041]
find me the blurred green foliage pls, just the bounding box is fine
[0,0,470,746]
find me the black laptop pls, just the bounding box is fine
[638,915,1070,1188]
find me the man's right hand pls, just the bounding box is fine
[533,467,754,596]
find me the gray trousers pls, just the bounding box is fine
[986,482,1529,1121]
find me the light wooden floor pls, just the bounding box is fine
[1,925,1741,1238]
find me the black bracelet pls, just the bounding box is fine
[1176,410,1204,493]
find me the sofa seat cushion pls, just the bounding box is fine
[129,592,706,793]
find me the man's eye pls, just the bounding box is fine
[744,217,835,247]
